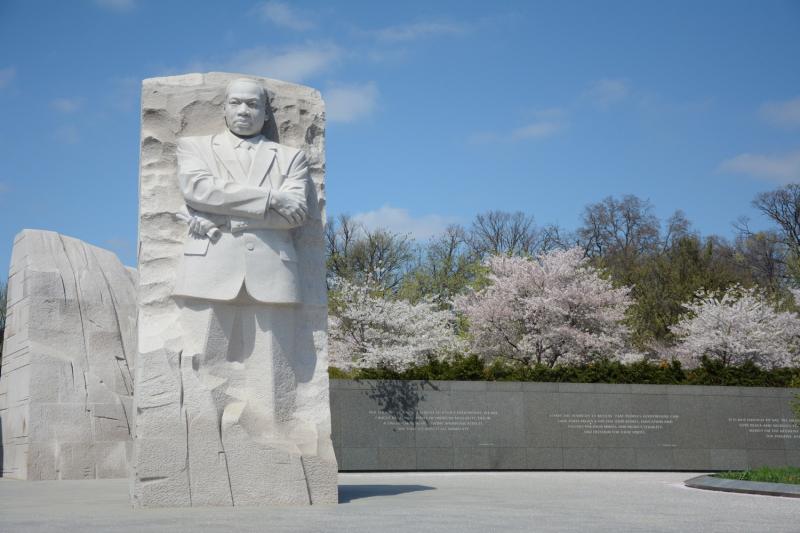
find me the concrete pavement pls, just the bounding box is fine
[0,472,797,532]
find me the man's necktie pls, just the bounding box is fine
[236,143,253,176]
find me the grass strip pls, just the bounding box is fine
[715,466,800,485]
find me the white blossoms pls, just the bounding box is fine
[328,277,464,371]
[329,248,800,372]
[454,247,633,367]
[670,285,800,369]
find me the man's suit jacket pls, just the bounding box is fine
[172,132,310,304]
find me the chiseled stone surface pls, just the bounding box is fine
[330,380,800,471]
[0,229,136,480]
[133,73,335,507]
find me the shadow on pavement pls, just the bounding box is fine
[338,484,436,503]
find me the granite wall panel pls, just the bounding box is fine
[330,380,800,471]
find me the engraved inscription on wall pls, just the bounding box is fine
[550,413,679,435]
[370,410,498,431]
[729,417,800,439]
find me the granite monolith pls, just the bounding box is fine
[0,229,136,479]
[132,72,336,507]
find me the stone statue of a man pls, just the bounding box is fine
[174,78,310,301]
[166,78,336,506]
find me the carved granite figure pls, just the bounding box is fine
[173,78,310,302]
[132,73,336,507]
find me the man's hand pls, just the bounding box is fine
[270,190,308,225]
[185,213,220,240]
[188,215,213,236]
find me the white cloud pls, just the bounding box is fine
[94,0,135,12]
[0,66,16,88]
[511,116,566,140]
[325,82,378,123]
[583,78,629,109]
[257,1,314,30]
[718,149,800,183]
[50,98,82,113]
[352,205,459,241]
[54,125,80,145]
[226,43,341,83]
[510,121,562,140]
[471,109,567,143]
[372,21,466,42]
[759,96,800,128]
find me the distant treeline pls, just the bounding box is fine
[326,183,800,353]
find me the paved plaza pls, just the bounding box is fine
[0,471,797,532]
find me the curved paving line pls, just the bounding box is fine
[685,474,800,498]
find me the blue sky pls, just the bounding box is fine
[0,0,799,272]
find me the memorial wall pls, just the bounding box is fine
[330,380,800,471]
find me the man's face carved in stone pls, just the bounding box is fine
[224,80,267,137]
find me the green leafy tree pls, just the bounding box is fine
[398,225,481,308]
[734,230,786,292]
[624,236,752,349]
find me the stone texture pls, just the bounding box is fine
[0,229,136,479]
[132,73,335,507]
[331,380,800,471]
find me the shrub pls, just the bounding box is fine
[329,355,800,387]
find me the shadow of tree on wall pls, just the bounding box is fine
[338,484,435,503]
[362,380,442,427]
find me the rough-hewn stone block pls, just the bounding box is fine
[0,229,136,479]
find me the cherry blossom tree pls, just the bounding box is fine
[670,285,800,368]
[454,247,633,367]
[328,277,464,371]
